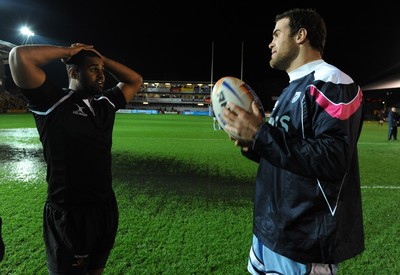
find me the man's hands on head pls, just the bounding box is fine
[61,43,101,64]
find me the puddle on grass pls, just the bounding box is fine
[0,128,46,183]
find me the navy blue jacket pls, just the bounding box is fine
[243,60,365,264]
[388,110,398,128]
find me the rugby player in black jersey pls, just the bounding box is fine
[9,43,143,275]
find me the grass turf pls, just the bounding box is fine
[0,113,399,274]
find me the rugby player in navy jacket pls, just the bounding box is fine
[8,43,143,275]
[222,8,364,275]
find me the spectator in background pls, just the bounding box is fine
[388,106,399,140]
[209,104,222,130]
[377,109,384,126]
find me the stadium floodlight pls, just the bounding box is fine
[20,26,35,44]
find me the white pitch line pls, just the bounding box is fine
[361,186,400,189]
[358,142,400,145]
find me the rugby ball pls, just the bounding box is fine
[211,76,263,141]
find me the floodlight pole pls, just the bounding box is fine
[210,41,214,86]
[240,41,244,80]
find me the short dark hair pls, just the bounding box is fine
[275,8,326,54]
[64,49,101,67]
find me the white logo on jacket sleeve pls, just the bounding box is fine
[291,92,301,103]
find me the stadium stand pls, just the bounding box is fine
[126,81,213,115]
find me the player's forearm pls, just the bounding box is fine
[102,56,142,86]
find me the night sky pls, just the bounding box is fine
[1,0,400,109]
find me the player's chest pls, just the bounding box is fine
[59,99,115,137]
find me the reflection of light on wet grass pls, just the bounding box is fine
[3,158,46,183]
[0,128,45,183]
[0,128,38,137]
[0,128,41,149]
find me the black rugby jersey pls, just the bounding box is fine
[21,79,126,205]
[244,60,365,264]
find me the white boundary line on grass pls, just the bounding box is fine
[361,186,400,189]
[358,142,400,145]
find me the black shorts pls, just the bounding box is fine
[43,195,119,274]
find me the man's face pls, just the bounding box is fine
[268,18,299,72]
[75,56,105,97]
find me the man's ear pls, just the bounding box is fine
[296,28,307,44]
[68,67,79,80]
